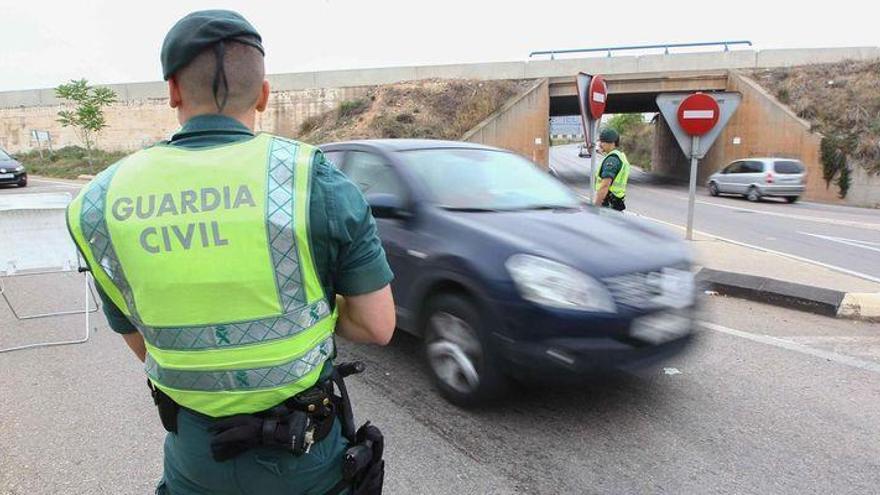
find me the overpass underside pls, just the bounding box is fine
[547,70,731,183]
[548,70,730,115]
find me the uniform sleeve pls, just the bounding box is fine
[95,285,138,334]
[313,154,394,296]
[599,155,623,180]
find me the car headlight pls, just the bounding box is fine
[15,166,24,172]
[505,254,616,313]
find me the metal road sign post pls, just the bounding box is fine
[589,120,599,197]
[686,135,700,239]
[656,92,741,239]
[576,73,607,202]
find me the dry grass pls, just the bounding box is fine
[13,146,127,178]
[752,60,880,175]
[296,79,532,144]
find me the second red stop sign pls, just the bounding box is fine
[677,93,720,136]
[587,75,607,120]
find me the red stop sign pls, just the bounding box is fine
[587,75,607,120]
[677,93,720,136]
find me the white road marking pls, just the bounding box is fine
[697,320,880,374]
[14,185,71,191]
[799,232,880,253]
[632,185,880,231]
[30,178,85,187]
[633,214,880,284]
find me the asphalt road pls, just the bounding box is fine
[550,144,880,281]
[2,177,880,494]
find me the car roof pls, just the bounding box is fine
[320,139,505,153]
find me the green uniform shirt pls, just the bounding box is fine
[96,114,393,334]
[598,153,623,181]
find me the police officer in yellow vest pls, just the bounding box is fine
[67,10,395,495]
[593,128,631,211]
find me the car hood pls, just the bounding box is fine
[442,207,691,278]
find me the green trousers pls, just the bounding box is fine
[156,408,348,495]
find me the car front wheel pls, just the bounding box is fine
[423,293,508,407]
[17,175,27,187]
[708,182,719,196]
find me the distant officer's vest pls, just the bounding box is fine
[594,149,631,199]
[67,134,337,417]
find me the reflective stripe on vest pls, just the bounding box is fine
[594,149,630,199]
[66,134,338,417]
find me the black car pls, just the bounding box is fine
[0,147,27,187]
[321,139,695,406]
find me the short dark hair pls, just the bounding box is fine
[176,40,265,115]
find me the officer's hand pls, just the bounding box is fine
[208,415,264,461]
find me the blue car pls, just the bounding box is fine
[0,147,27,187]
[321,140,696,406]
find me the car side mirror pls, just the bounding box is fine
[367,193,409,219]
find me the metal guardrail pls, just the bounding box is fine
[529,41,753,60]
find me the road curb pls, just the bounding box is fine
[696,268,878,321]
[28,174,90,184]
[838,293,880,321]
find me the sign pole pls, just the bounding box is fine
[686,135,700,241]
[576,73,607,205]
[588,120,598,202]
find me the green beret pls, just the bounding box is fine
[599,128,620,143]
[161,10,264,80]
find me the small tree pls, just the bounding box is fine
[55,79,117,165]
[607,113,645,136]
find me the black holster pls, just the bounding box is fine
[602,194,626,211]
[325,422,385,495]
[148,380,180,434]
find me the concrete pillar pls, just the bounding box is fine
[651,113,689,182]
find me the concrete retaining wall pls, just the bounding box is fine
[847,163,880,208]
[0,86,372,153]
[648,72,879,207]
[462,79,550,167]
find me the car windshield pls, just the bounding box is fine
[400,148,580,210]
[0,149,12,161]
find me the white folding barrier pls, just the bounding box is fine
[0,192,99,353]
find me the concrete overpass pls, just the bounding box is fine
[1,46,878,205]
[539,67,864,204]
[2,46,877,108]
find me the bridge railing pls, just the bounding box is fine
[529,41,753,60]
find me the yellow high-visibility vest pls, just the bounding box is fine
[67,134,337,417]
[595,149,630,199]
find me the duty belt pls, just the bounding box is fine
[149,361,365,461]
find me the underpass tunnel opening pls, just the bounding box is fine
[550,93,661,173]
[550,88,715,183]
